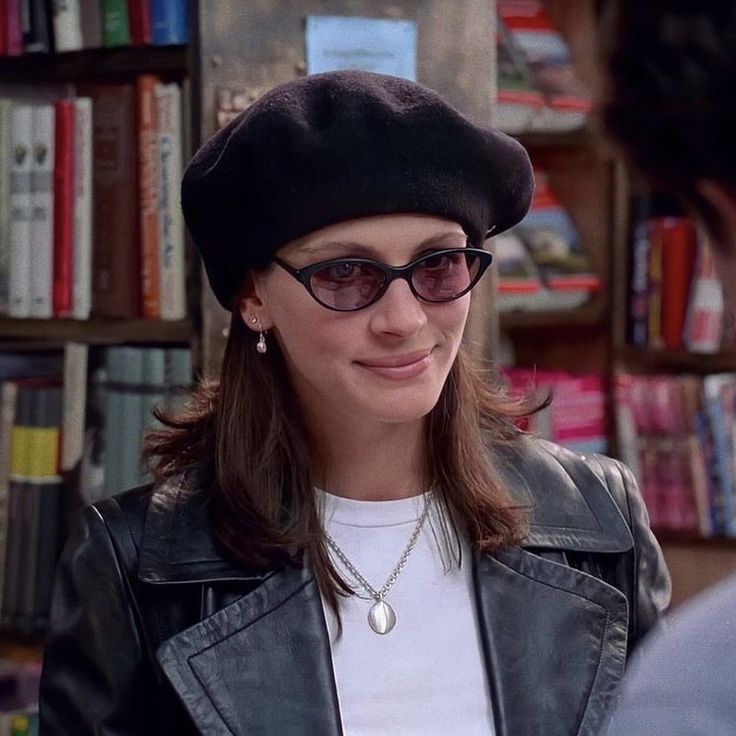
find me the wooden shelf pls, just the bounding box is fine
[0,45,188,82]
[0,633,44,662]
[0,318,194,345]
[656,531,736,549]
[515,127,591,149]
[500,297,606,330]
[618,345,736,374]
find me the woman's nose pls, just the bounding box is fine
[368,278,427,337]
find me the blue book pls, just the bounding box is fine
[150,0,188,45]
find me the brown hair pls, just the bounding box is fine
[144,308,538,614]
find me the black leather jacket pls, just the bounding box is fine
[39,439,671,735]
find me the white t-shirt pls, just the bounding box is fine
[318,490,495,736]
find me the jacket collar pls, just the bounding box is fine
[148,440,631,735]
[139,438,632,585]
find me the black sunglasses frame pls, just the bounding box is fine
[272,247,493,312]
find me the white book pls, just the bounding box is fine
[0,99,12,314]
[52,0,83,52]
[72,97,93,320]
[61,342,88,472]
[8,104,34,318]
[155,82,186,321]
[29,104,56,319]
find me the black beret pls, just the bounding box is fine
[181,70,534,310]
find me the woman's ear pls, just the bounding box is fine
[237,271,273,331]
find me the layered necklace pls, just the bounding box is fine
[324,491,433,635]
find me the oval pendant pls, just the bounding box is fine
[368,599,396,635]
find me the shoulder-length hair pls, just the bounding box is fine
[144,305,540,614]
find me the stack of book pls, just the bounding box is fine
[0,0,187,55]
[502,367,608,456]
[627,213,725,353]
[495,0,592,134]
[495,170,601,312]
[0,344,191,635]
[616,372,736,538]
[0,75,187,320]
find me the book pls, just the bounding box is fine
[149,0,187,45]
[497,0,591,133]
[28,103,55,319]
[100,0,130,47]
[71,96,92,319]
[21,0,53,53]
[78,0,102,48]
[51,0,83,52]
[627,219,650,348]
[494,231,545,312]
[8,104,33,318]
[52,98,75,318]
[682,230,724,353]
[5,0,23,56]
[0,98,12,313]
[137,74,161,319]
[508,171,600,309]
[660,217,698,351]
[0,381,19,617]
[155,81,186,320]
[128,0,150,46]
[17,383,63,634]
[84,83,141,318]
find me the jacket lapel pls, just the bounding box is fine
[474,548,629,736]
[155,564,343,736]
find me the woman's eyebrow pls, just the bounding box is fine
[300,232,467,259]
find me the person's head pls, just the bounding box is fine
[599,1,736,298]
[150,70,537,596]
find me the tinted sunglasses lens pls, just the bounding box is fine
[310,261,386,310]
[412,251,480,301]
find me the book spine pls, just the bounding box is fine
[128,0,150,45]
[102,346,124,496]
[78,0,101,48]
[100,0,130,47]
[0,381,19,617]
[61,341,87,473]
[88,84,140,318]
[8,104,33,318]
[22,0,53,53]
[627,220,650,347]
[27,384,63,632]
[0,100,12,314]
[28,103,55,319]
[149,0,187,45]
[52,98,75,318]
[2,384,32,631]
[660,217,697,351]
[5,0,24,55]
[646,219,664,350]
[117,346,145,490]
[137,74,160,319]
[155,82,186,320]
[51,0,82,52]
[71,96,92,319]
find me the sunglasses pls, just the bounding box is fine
[272,247,493,312]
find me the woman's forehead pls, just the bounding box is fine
[279,214,467,260]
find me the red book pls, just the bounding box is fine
[128,0,151,46]
[136,74,160,318]
[5,0,22,55]
[53,100,75,318]
[0,0,7,55]
[660,217,697,351]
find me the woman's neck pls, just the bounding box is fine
[312,418,427,501]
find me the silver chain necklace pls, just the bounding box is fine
[324,492,432,635]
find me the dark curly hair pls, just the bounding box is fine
[598,0,736,241]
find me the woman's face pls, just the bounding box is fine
[240,214,472,431]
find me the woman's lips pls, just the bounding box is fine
[356,350,433,380]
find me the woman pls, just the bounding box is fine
[39,70,670,736]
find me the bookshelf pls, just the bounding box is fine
[0,0,502,724]
[494,0,736,609]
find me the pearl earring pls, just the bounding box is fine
[248,316,267,354]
